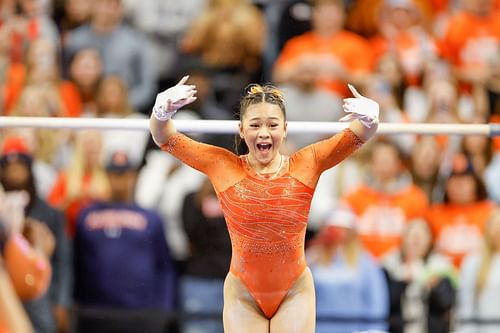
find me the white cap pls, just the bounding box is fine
[323,204,357,229]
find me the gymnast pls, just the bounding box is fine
[149,75,379,333]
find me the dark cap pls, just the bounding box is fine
[106,151,133,173]
[0,136,32,166]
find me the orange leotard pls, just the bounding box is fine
[162,129,363,318]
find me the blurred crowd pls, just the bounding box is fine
[0,0,500,332]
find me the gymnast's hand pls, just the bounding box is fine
[152,75,198,121]
[339,84,379,128]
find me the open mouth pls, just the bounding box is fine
[256,143,272,153]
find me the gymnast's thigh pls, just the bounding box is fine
[269,267,316,333]
[223,272,269,333]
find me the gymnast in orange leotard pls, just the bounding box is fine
[150,76,379,333]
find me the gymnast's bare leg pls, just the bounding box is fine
[223,268,316,333]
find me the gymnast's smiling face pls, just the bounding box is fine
[239,102,287,167]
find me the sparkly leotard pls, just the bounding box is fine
[162,129,363,318]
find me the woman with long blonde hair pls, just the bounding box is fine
[457,208,500,333]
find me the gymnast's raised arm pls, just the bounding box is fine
[149,75,198,146]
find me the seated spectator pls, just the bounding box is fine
[457,208,500,333]
[409,136,444,203]
[382,219,457,333]
[73,150,176,333]
[342,138,429,259]
[307,205,389,333]
[427,153,496,268]
[4,37,81,117]
[180,177,231,333]
[95,75,149,167]
[67,47,103,116]
[48,130,110,237]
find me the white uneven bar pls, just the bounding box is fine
[0,116,495,136]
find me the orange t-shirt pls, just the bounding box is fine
[342,183,429,259]
[162,129,364,318]
[427,200,495,268]
[439,10,500,69]
[3,63,82,117]
[370,30,437,86]
[274,31,374,96]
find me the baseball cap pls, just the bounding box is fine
[106,151,133,173]
[0,136,32,166]
[323,204,357,229]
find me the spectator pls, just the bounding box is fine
[181,0,267,111]
[48,130,110,237]
[67,47,103,116]
[427,153,496,268]
[382,219,457,333]
[4,37,81,117]
[56,0,92,42]
[438,0,500,118]
[180,177,231,333]
[273,0,374,98]
[409,136,444,203]
[307,205,389,333]
[94,75,149,168]
[64,0,156,113]
[0,136,72,333]
[73,150,176,333]
[123,0,208,87]
[457,208,500,333]
[342,138,429,259]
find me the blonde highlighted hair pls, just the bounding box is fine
[240,84,286,119]
[476,209,500,296]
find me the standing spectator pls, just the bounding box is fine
[342,138,429,259]
[122,0,208,88]
[307,205,389,333]
[73,151,176,333]
[427,153,495,268]
[64,0,156,113]
[382,219,457,333]
[180,177,231,333]
[0,136,72,333]
[438,0,500,118]
[181,0,267,111]
[457,208,500,333]
[273,0,374,98]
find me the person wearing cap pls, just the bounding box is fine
[0,136,71,333]
[73,150,176,333]
[306,204,389,333]
[427,153,496,268]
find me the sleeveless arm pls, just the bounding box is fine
[290,129,364,188]
[160,133,243,192]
